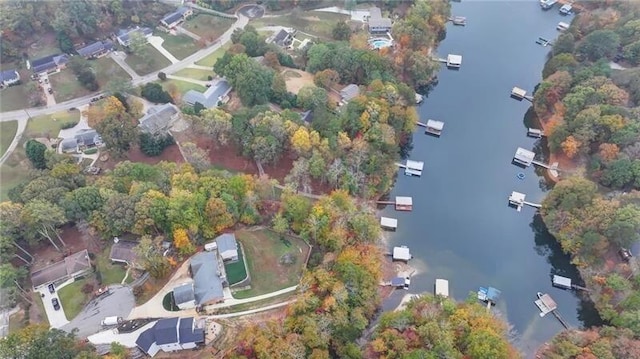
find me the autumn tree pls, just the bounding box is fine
[0,324,98,359]
[203,197,234,237]
[173,228,195,256]
[599,143,620,162]
[21,200,67,251]
[190,108,233,146]
[87,96,138,156]
[313,69,340,90]
[561,135,581,158]
[135,235,170,278]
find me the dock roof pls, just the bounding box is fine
[435,279,449,297]
[406,160,424,171]
[395,196,412,206]
[509,191,526,202]
[552,275,572,288]
[381,217,398,229]
[512,87,527,97]
[426,120,444,131]
[392,246,411,261]
[514,147,535,164]
[447,54,462,65]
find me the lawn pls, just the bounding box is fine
[0,85,31,112]
[156,33,200,60]
[48,70,92,102]
[195,45,229,67]
[232,229,310,299]
[92,57,131,87]
[26,110,80,138]
[124,46,172,76]
[224,245,247,285]
[0,164,29,201]
[161,79,206,95]
[173,68,213,81]
[95,249,130,285]
[0,121,18,158]
[251,11,349,39]
[182,14,235,40]
[58,278,90,321]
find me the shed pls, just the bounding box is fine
[514,147,535,167]
[508,191,525,206]
[395,196,413,211]
[381,217,398,231]
[425,120,444,136]
[109,240,139,266]
[511,87,527,100]
[552,275,572,289]
[392,246,411,261]
[447,54,462,68]
[435,279,449,298]
[340,84,360,102]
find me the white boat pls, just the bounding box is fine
[559,4,573,15]
[540,0,558,10]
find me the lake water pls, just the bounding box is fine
[382,1,601,355]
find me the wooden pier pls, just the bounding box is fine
[376,196,413,211]
[553,275,590,292]
[509,191,542,211]
[534,292,570,329]
[432,54,462,68]
[511,87,534,102]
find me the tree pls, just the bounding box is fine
[109,342,127,359]
[270,72,288,103]
[263,51,281,70]
[140,83,173,104]
[181,142,210,171]
[128,31,148,57]
[297,86,329,110]
[314,69,340,90]
[192,108,233,146]
[25,140,47,169]
[139,133,175,156]
[173,228,195,256]
[158,71,167,81]
[561,135,581,159]
[0,324,97,359]
[68,56,98,91]
[332,21,351,41]
[272,212,289,239]
[63,186,105,221]
[291,127,312,156]
[88,98,138,156]
[21,200,67,251]
[91,193,136,238]
[599,143,620,162]
[606,205,640,248]
[134,235,170,278]
[203,197,234,237]
[578,30,621,61]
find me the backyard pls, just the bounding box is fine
[251,11,350,39]
[224,245,247,285]
[95,249,132,285]
[161,79,206,97]
[156,33,200,60]
[232,229,310,299]
[58,277,91,321]
[0,85,31,112]
[182,14,235,41]
[0,120,18,158]
[124,46,172,76]
[92,57,132,87]
[195,45,229,67]
[26,110,80,138]
[173,67,213,81]
[48,70,92,102]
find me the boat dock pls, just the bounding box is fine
[478,286,501,311]
[527,128,544,138]
[376,196,413,211]
[552,275,590,292]
[381,276,411,289]
[508,191,542,211]
[535,292,570,329]
[435,279,450,298]
[511,87,534,102]
[380,217,398,231]
[536,37,554,47]
[416,120,444,136]
[449,16,466,26]
[389,245,412,262]
[513,148,560,175]
[433,54,463,68]
[396,160,424,177]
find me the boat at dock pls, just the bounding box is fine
[540,0,558,10]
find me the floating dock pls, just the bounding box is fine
[449,16,466,26]
[382,276,411,289]
[397,160,424,177]
[435,279,450,298]
[447,54,462,68]
[380,217,398,231]
[552,275,590,291]
[557,21,570,31]
[508,191,542,212]
[376,196,413,211]
[513,147,536,167]
[392,246,412,262]
[535,292,570,329]
[425,120,444,136]
[527,128,544,138]
[536,37,553,47]
[511,87,533,101]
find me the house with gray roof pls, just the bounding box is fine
[340,84,360,103]
[215,233,239,262]
[116,27,153,47]
[182,79,232,109]
[76,40,114,59]
[172,282,196,310]
[269,28,295,47]
[59,138,79,153]
[30,53,69,74]
[161,7,193,29]
[74,129,103,150]
[109,238,141,268]
[189,251,226,305]
[368,7,392,34]
[31,249,91,289]
[0,69,20,87]
[138,103,181,135]
[135,317,204,357]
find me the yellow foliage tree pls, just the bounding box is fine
[561,135,581,159]
[337,131,351,151]
[173,228,195,256]
[599,143,619,162]
[291,127,312,156]
[87,96,126,127]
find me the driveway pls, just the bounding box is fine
[40,73,57,107]
[61,285,135,338]
[88,321,156,348]
[37,283,70,329]
[148,36,180,64]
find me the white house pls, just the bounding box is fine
[116,27,153,47]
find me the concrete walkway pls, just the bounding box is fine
[148,36,180,64]
[88,321,156,348]
[108,52,141,81]
[187,64,213,71]
[204,285,298,310]
[177,26,202,41]
[166,74,210,86]
[207,300,295,319]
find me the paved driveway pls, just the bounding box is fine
[88,321,156,348]
[37,285,70,329]
[62,285,135,338]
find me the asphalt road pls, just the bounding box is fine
[61,285,135,338]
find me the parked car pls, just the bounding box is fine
[48,283,55,294]
[620,248,633,261]
[51,298,60,311]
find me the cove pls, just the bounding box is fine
[381,0,602,355]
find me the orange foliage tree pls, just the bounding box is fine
[599,143,620,162]
[562,135,581,158]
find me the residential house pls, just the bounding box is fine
[368,7,392,34]
[161,7,193,29]
[30,53,69,74]
[0,69,20,88]
[138,103,181,135]
[76,40,114,59]
[116,27,153,47]
[269,28,295,48]
[109,238,140,268]
[189,251,226,305]
[215,233,239,262]
[340,84,360,103]
[135,317,205,357]
[172,283,196,310]
[31,249,92,289]
[75,129,103,150]
[59,138,79,153]
[182,79,232,109]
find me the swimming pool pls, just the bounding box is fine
[370,38,392,49]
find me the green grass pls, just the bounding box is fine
[161,79,206,95]
[195,45,229,67]
[156,33,200,60]
[232,229,309,299]
[0,121,18,158]
[48,70,92,102]
[125,46,172,76]
[95,249,129,285]
[182,14,235,40]
[58,278,90,321]
[173,68,213,81]
[29,40,60,59]
[92,57,131,87]
[26,111,80,138]
[0,163,29,201]
[0,85,31,112]
[224,246,247,285]
[251,11,349,39]
[162,292,180,311]
[33,293,50,326]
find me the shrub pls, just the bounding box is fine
[81,283,94,294]
[83,148,98,155]
[60,121,78,129]
[158,72,167,81]
[139,133,175,156]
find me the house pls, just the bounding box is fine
[109,238,139,267]
[138,103,181,135]
[269,28,295,47]
[116,27,153,47]
[31,249,92,289]
[59,138,79,153]
[75,129,103,150]
[76,40,114,59]
[215,233,239,262]
[0,69,20,87]
[368,7,392,34]
[340,84,360,103]
[161,7,193,29]
[135,317,205,357]
[30,53,69,74]
[189,252,226,305]
[173,283,196,310]
[183,79,232,108]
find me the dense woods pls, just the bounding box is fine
[537,326,640,359]
[538,0,640,341]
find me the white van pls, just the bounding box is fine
[101,316,122,326]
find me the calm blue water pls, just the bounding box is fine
[382,1,600,356]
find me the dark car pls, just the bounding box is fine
[51,298,60,311]
[620,248,633,262]
[48,283,55,294]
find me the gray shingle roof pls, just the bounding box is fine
[30,250,91,288]
[0,69,19,83]
[109,240,138,263]
[59,138,78,152]
[178,317,204,344]
[340,84,360,102]
[173,283,195,305]
[31,54,69,73]
[190,252,224,305]
[77,41,113,58]
[138,103,180,134]
[272,29,292,46]
[135,327,156,353]
[154,318,179,345]
[215,233,237,259]
[74,129,102,147]
[369,6,392,29]
[183,79,232,108]
[117,27,153,45]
